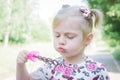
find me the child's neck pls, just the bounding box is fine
[64,53,86,65]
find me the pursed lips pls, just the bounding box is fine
[58,47,66,53]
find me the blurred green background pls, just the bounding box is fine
[0,0,51,45]
[0,0,120,79]
[88,0,120,60]
[0,0,120,47]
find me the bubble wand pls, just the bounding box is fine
[27,51,59,66]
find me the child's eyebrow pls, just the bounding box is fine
[65,32,76,35]
[53,31,78,35]
[65,31,77,34]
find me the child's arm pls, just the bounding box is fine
[16,50,38,80]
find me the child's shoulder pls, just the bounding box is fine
[55,56,106,67]
[85,56,107,71]
[86,57,105,65]
[85,57,110,79]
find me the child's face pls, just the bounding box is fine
[53,17,87,58]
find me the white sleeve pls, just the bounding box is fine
[31,67,46,80]
[31,63,53,80]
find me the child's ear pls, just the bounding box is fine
[85,33,93,45]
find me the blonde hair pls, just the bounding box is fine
[52,5,103,35]
[91,9,103,28]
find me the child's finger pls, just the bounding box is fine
[17,50,29,64]
[17,54,27,64]
[17,57,26,64]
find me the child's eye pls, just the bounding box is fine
[54,33,60,38]
[56,35,60,38]
[67,35,76,39]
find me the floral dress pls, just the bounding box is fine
[31,57,110,80]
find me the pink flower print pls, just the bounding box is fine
[68,77,73,80]
[50,76,57,80]
[55,64,64,73]
[51,70,55,74]
[93,75,99,80]
[64,61,70,66]
[87,62,98,71]
[64,67,73,75]
[51,77,57,80]
[100,64,105,68]
[106,75,110,80]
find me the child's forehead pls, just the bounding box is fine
[54,21,83,33]
[55,16,88,30]
[54,26,83,34]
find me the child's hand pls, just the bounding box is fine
[17,50,29,65]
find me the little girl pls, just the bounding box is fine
[16,4,110,80]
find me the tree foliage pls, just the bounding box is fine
[0,0,6,42]
[0,0,51,45]
[88,0,120,47]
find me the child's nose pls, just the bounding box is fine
[58,36,66,45]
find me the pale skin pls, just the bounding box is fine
[16,50,38,80]
[53,17,93,64]
[16,17,93,80]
